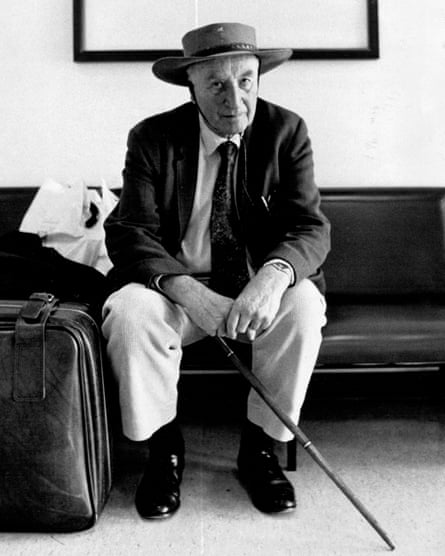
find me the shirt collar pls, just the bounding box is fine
[199,114,242,156]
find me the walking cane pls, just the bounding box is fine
[215,336,396,551]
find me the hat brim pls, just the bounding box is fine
[152,49,292,86]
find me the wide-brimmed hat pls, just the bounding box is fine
[152,22,292,86]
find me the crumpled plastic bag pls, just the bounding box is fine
[20,178,118,275]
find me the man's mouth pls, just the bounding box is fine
[222,113,246,119]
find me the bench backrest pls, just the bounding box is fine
[2,186,445,296]
[321,187,445,296]
[0,188,37,237]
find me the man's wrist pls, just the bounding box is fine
[153,274,206,307]
[262,260,295,286]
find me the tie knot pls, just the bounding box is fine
[218,141,237,161]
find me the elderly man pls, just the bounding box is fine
[102,22,330,520]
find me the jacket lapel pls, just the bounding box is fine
[173,107,200,241]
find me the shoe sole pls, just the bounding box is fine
[139,511,178,520]
[235,469,297,514]
[137,501,181,520]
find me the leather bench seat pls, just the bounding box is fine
[317,187,445,372]
[318,298,445,366]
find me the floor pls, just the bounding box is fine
[1,371,445,556]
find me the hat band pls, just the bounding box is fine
[191,42,256,58]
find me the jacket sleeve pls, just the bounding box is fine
[104,124,191,289]
[247,106,330,289]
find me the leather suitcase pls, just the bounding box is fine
[0,293,112,532]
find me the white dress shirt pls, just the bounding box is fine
[175,115,241,274]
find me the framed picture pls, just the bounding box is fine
[73,0,379,62]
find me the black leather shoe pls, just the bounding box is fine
[237,448,296,514]
[135,451,184,520]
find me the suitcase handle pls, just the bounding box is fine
[13,293,59,402]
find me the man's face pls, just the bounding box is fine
[187,55,259,138]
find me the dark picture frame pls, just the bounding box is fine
[73,0,379,62]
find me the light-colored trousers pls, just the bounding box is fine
[101,279,327,443]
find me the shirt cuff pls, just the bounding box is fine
[262,259,296,286]
[149,274,165,293]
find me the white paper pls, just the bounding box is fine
[20,178,118,274]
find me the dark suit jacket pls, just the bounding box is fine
[105,98,330,293]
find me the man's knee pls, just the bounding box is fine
[282,279,327,334]
[102,283,169,336]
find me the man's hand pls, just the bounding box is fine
[225,265,291,341]
[159,264,291,341]
[159,275,233,336]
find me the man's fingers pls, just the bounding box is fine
[236,314,253,334]
[225,309,240,339]
[228,307,258,339]
[216,323,226,337]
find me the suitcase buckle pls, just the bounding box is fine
[29,292,55,304]
[21,293,57,322]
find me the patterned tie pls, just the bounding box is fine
[210,141,249,298]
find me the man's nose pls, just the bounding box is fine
[223,82,242,110]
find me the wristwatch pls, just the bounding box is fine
[264,261,294,284]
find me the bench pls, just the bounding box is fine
[2,186,445,467]
[183,187,445,376]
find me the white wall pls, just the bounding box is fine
[0,1,444,188]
